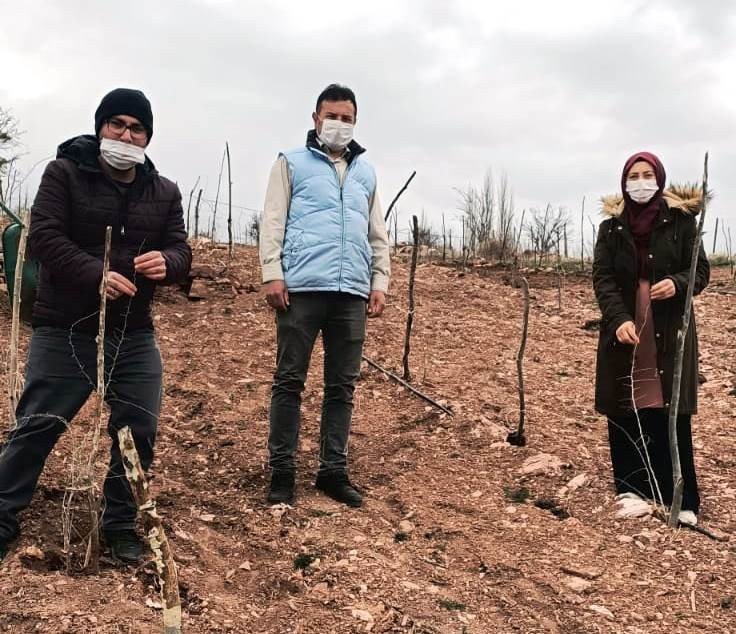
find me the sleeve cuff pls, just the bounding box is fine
[261,261,285,283]
[371,273,389,293]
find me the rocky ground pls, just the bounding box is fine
[0,244,734,633]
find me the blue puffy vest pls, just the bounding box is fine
[281,144,376,299]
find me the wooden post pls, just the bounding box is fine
[712,217,718,254]
[186,177,200,238]
[507,277,530,446]
[667,153,708,527]
[211,147,226,241]
[226,142,233,258]
[580,196,585,272]
[118,426,182,633]
[83,225,112,571]
[402,215,420,381]
[441,213,447,262]
[7,210,29,422]
[194,189,202,239]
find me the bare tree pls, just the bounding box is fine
[527,205,569,266]
[0,108,21,204]
[248,211,260,245]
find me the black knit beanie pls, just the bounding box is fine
[94,88,153,141]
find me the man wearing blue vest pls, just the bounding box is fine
[259,84,390,507]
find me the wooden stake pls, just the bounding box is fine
[667,153,708,527]
[580,196,586,272]
[7,210,28,422]
[194,188,202,239]
[83,225,112,571]
[226,142,233,258]
[186,176,200,237]
[712,217,718,254]
[118,426,182,634]
[403,215,419,381]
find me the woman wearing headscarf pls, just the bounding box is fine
[592,151,709,526]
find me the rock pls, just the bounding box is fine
[566,473,590,490]
[401,581,421,591]
[188,279,209,300]
[20,545,45,560]
[564,577,592,593]
[351,609,374,623]
[398,520,415,534]
[615,497,652,519]
[519,453,564,475]
[589,604,614,619]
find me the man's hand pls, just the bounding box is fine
[615,320,640,345]
[134,251,167,281]
[265,280,290,311]
[650,278,676,301]
[105,271,137,300]
[367,290,386,318]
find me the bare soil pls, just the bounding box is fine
[0,245,734,633]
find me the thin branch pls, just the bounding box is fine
[362,356,453,416]
[7,210,29,420]
[402,215,419,381]
[667,152,708,527]
[384,170,416,222]
[508,276,529,446]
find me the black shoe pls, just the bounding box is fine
[315,472,363,508]
[267,470,296,505]
[104,529,145,564]
[0,532,18,562]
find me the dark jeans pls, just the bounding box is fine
[0,326,162,541]
[268,292,366,475]
[607,408,700,513]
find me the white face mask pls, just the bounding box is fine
[100,137,145,171]
[318,119,354,152]
[626,178,659,204]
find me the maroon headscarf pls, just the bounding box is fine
[621,151,666,278]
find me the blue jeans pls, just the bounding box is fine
[268,292,366,475]
[0,327,162,540]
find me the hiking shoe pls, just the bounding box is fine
[0,532,18,563]
[315,472,363,508]
[267,470,295,505]
[678,510,698,526]
[104,529,145,564]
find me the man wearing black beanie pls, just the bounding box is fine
[0,88,191,564]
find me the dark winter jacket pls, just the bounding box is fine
[592,186,710,417]
[29,135,191,333]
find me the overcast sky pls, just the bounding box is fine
[1,0,734,250]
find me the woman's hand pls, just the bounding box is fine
[615,320,640,345]
[650,278,676,300]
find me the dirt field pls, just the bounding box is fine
[0,245,734,633]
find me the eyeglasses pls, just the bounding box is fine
[106,117,148,140]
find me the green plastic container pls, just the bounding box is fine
[1,204,38,323]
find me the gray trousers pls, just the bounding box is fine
[0,326,162,541]
[268,292,366,475]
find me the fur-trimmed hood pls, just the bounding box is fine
[600,184,708,218]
